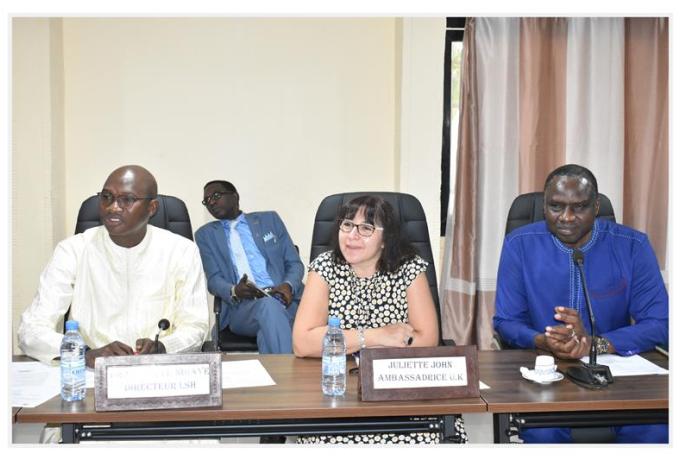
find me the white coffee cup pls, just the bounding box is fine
[534,355,557,378]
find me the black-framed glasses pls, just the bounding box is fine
[98,191,154,209]
[202,191,233,206]
[338,219,384,238]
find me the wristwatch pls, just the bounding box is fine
[230,285,239,303]
[595,336,611,354]
[357,326,366,350]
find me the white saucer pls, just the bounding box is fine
[533,372,564,384]
[520,367,565,384]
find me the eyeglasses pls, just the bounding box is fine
[98,191,154,209]
[202,191,233,206]
[339,219,384,238]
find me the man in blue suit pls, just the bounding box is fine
[195,180,304,354]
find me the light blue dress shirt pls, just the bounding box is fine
[221,214,275,288]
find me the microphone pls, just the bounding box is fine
[154,319,170,354]
[565,250,614,389]
[573,250,597,366]
[213,298,222,352]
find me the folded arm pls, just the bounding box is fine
[603,238,668,356]
[158,244,210,353]
[18,240,79,364]
[493,241,540,349]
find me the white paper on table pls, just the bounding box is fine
[579,354,669,377]
[11,362,61,407]
[479,381,490,390]
[221,360,276,389]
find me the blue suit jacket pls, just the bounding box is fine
[195,211,305,326]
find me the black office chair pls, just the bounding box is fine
[216,300,259,352]
[310,192,453,346]
[75,194,194,240]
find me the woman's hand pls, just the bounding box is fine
[368,323,415,348]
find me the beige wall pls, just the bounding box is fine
[399,18,445,276]
[12,18,66,350]
[11,17,446,352]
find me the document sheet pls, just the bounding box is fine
[579,354,669,377]
[12,361,96,407]
[221,359,276,389]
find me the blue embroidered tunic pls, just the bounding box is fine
[494,219,668,355]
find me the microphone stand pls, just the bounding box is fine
[154,319,170,354]
[213,298,221,352]
[566,250,614,389]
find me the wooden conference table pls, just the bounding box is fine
[14,350,668,443]
[15,353,484,443]
[477,350,669,442]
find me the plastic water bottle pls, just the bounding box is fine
[60,320,86,401]
[321,316,346,396]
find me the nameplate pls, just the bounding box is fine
[94,353,222,411]
[359,346,479,402]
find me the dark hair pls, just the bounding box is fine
[204,180,238,194]
[331,195,417,273]
[544,164,598,202]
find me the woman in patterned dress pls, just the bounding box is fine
[292,195,467,444]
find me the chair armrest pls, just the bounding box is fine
[492,331,513,350]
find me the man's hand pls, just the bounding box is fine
[269,283,293,306]
[135,338,166,355]
[544,329,591,359]
[540,306,590,359]
[553,306,587,337]
[85,341,134,368]
[234,274,266,300]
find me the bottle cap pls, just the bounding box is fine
[65,320,79,331]
[328,316,340,328]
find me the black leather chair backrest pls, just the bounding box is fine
[505,192,615,235]
[74,194,193,240]
[311,192,450,344]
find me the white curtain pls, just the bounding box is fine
[565,18,625,219]
[440,17,668,349]
[475,18,520,294]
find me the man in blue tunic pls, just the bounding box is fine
[494,164,668,443]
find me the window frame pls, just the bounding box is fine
[440,18,466,236]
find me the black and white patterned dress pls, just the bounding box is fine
[297,251,468,444]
